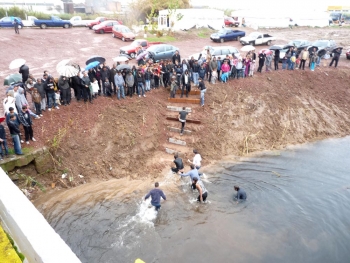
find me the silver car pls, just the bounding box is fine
[189,46,240,61]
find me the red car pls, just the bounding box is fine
[87,17,108,29]
[224,17,239,27]
[112,25,136,42]
[346,49,350,60]
[94,20,121,34]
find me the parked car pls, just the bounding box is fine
[311,40,337,56]
[287,40,311,48]
[0,16,23,28]
[240,32,275,46]
[22,16,37,27]
[224,16,239,27]
[94,20,121,34]
[346,49,350,59]
[120,39,164,58]
[329,12,342,24]
[70,16,93,27]
[146,44,179,61]
[269,45,287,62]
[112,25,135,41]
[210,29,245,43]
[87,17,108,29]
[190,46,240,61]
[34,16,72,29]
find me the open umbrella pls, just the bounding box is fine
[117,64,131,71]
[308,46,318,53]
[269,45,283,50]
[332,47,343,52]
[136,51,148,61]
[57,65,79,78]
[56,59,71,71]
[113,56,129,62]
[86,56,105,65]
[9,58,26,70]
[241,45,255,52]
[4,74,22,85]
[259,49,273,55]
[283,44,295,50]
[318,49,327,57]
[85,61,100,71]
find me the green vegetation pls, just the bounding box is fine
[197,28,211,38]
[7,147,33,155]
[3,229,25,262]
[146,35,176,42]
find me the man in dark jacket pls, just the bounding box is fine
[8,114,23,155]
[58,76,71,106]
[257,53,266,73]
[0,120,9,159]
[13,18,20,34]
[18,105,36,144]
[101,66,110,96]
[171,153,184,173]
[110,63,118,94]
[329,48,341,68]
[274,50,280,70]
[144,182,166,211]
[136,70,146,97]
[45,77,58,110]
[34,78,46,111]
[19,64,29,83]
[172,50,181,64]
[181,70,191,98]
[71,75,81,101]
[81,71,92,103]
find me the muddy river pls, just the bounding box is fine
[35,137,350,263]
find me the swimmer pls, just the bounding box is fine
[193,177,208,203]
[234,185,247,203]
[144,182,166,211]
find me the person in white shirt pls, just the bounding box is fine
[188,149,202,170]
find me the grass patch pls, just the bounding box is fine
[146,35,176,42]
[197,28,211,38]
[7,147,33,155]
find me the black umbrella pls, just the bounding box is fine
[85,56,106,65]
[308,46,318,53]
[283,44,295,50]
[116,64,131,71]
[318,49,327,57]
[332,47,343,52]
[269,45,283,50]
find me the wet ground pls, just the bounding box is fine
[34,136,350,263]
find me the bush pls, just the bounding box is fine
[26,11,50,20]
[7,6,26,19]
[156,30,163,37]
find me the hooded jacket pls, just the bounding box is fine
[58,76,70,90]
[15,87,29,111]
[125,73,134,87]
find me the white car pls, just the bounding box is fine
[69,16,93,27]
[189,46,240,61]
[22,16,38,27]
[240,32,276,46]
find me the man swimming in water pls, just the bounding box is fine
[234,185,247,203]
[193,177,208,203]
[145,182,166,211]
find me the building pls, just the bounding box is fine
[158,8,224,31]
[327,6,350,12]
[84,0,128,14]
[0,0,63,14]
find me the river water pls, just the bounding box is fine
[36,137,350,263]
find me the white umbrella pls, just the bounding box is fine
[9,58,26,70]
[240,45,255,52]
[56,59,71,71]
[57,65,79,78]
[113,56,129,62]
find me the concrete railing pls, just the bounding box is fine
[0,168,81,263]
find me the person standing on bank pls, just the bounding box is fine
[179,107,190,135]
[181,70,191,98]
[13,18,20,34]
[234,185,247,203]
[171,153,184,174]
[193,178,208,203]
[188,149,202,170]
[8,114,23,155]
[58,76,71,106]
[144,182,166,211]
[329,48,341,68]
[18,105,36,145]
[198,78,206,107]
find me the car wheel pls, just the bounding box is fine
[63,24,69,29]
[220,38,224,43]
[267,40,272,46]
[130,53,136,59]
[250,41,254,46]
[40,23,47,29]
[122,37,125,42]
[229,23,233,27]
[99,29,104,34]
[89,26,92,29]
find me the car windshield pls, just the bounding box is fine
[94,17,102,21]
[248,32,260,38]
[312,40,328,46]
[217,29,227,34]
[122,28,131,33]
[288,40,302,46]
[131,40,141,47]
[52,16,61,20]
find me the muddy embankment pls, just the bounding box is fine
[47,67,350,192]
